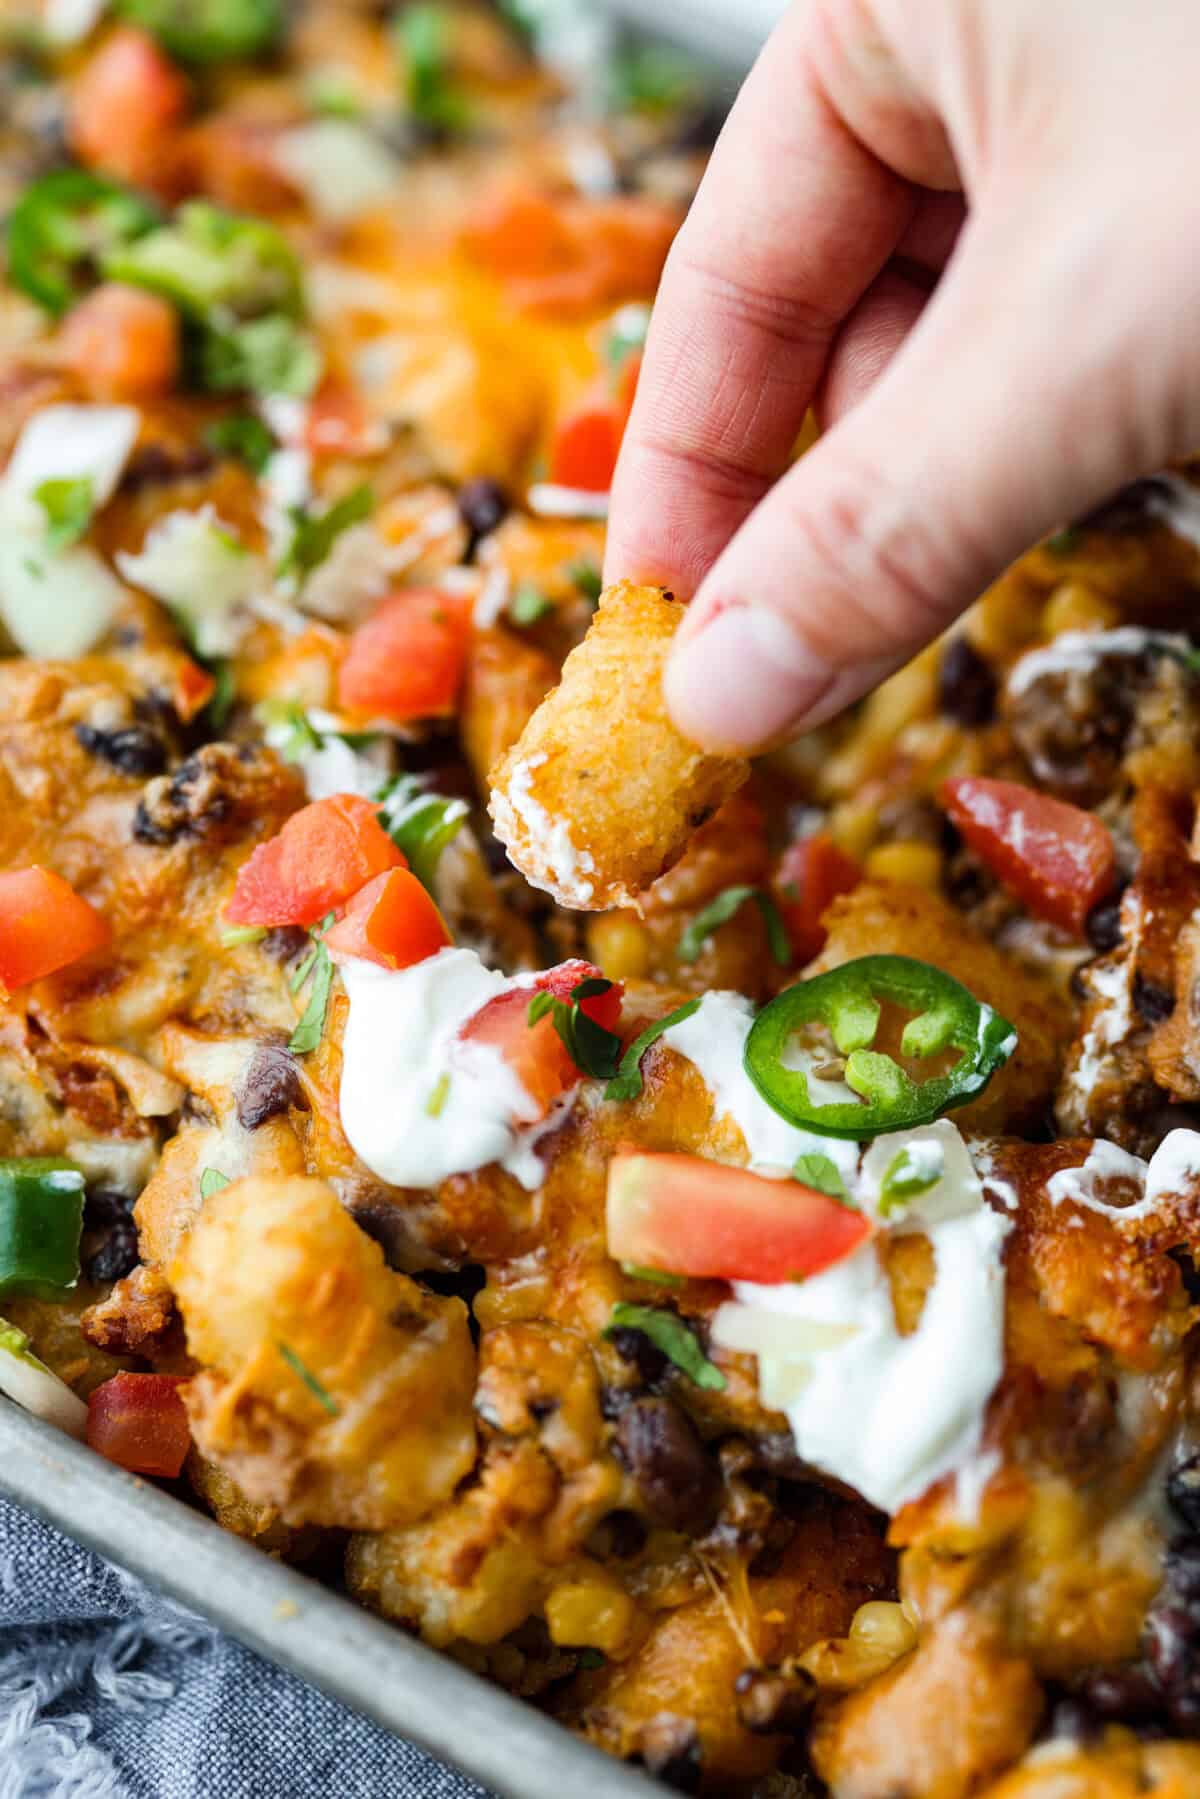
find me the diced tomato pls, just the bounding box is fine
[226,794,404,928]
[940,775,1116,935]
[325,867,451,970]
[70,28,189,191]
[0,867,111,993]
[337,589,472,724]
[59,284,180,401]
[549,404,623,492]
[304,381,377,458]
[773,833,862,965]
[86,1371,191,1478]
[172,657,216,723]
[461,959,623,1120]
[607,1151,871,1285]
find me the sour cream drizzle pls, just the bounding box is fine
[337,947,561,1192]
[1047,1128,1200,1222]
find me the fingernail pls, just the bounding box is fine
[664,604,833,751]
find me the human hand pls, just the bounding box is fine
[605,0,1200,751]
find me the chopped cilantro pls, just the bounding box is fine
[879,1142,944,1217]
[508,582,552,627]
[276,1340,339,1415]
[204,414,276,475]
[278,484,373,582]
[677,885,790,967]
[605,1302,725,1391]
[204,659,237,734]
[568,559,602,604]
[608,42,702,115]
[398,5,470,135]
[220,924,266,948]
[289,915,335,1054]
[620,1262,684,1288]
[527,976,621,1081]
[33,475,93,552]
[606,998,700,1102]
[792,1151,855,1208]
[202,314,321,399]
[376,774,468,892]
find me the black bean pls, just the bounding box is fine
[351,1204,417,1272]
[1168,1687,1200,1736]
[83,1187,135,1228]
[615,1396,721,1534]
[587,1509,647,1560]
[609,1325,669,1388]
[1079,1664,1163,1724]
[1145,1605,1200,1692]
[1086,897,1125,954]
[938,636,998,728]
[735,1667,817,1736]
[76,724,168,778]
[236,1045,305,1130]
[1167,1539,1200,1600]
[86,1218,139,1284]
[121,442,214,494]
[638,1717,702,1795]
[1168,1455,1200,1532]
[457,478,510,560]
[1134,975,1176,1025]
[133,745,264,845]
[261,926,311,965]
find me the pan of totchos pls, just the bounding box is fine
[2,3,1200,1795]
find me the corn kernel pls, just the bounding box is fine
[849,1600,918,1662]
[545,1579,636,1655]
[1041,581,1121,637]
[828,800,879,862]
[864,841,942,891]
[587,912,650,982]
[972,575,1045,658]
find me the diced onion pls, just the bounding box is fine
[0,540,123,657]
[0,1323,87,1438]
[711,1301,858,1360]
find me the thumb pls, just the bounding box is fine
[663,201,1199,753]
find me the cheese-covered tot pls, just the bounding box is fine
[488,582,749,909]
[172,1176,477,1530]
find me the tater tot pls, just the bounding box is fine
[488,582,749,909]
[172,1176,477,1530]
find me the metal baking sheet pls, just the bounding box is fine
[0,1403,659,1799]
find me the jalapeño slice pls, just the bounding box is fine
[744,954,1017,1139]
[7,171,160,318]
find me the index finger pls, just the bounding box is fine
[604,3,913,597]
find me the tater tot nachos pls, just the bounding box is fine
[4,3,1200,1794]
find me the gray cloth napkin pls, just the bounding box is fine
[0,1495,486,1799]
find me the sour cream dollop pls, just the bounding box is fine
[337,947,562,1192]
[711,1121,1011,1516]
